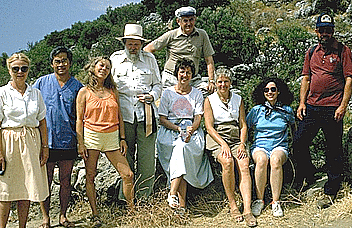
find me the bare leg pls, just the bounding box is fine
[178,178,187,208]
[85,150,100,216]
[217,155,239,212]
[40,161,56,226]
[235,156,252,214]
[0,201,11,228]
[105,150,134,208]
[270,150,286,202]
[57,159,74,224]
[253,150,269,200]
[17,200,30,228]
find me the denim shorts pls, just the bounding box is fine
[252,146,288,159]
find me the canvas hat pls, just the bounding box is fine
[117,24,148,42]
[175,6,196,18]
[316,13,334,28]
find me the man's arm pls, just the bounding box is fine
[297,75,310,120]
[205,55,215,94]
[143,42,156,53]
[335,76,352,121]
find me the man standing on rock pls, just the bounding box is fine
[144,6,216,96]
[293,13,352,208]
[110,24,162,201]
[34,46,83,227]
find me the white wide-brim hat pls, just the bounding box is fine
[117,24,149,42]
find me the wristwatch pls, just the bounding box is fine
[209,79,215,84]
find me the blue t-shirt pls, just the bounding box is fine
[246,104,295,152]
[33,73,83,149]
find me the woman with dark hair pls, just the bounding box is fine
[76,57,134,225]
[157,58,213,214]
[247,78,295,217]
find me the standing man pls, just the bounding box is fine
[34,46,83,227]
[144,6,215,95]
[110,24,162,200]
[293,13,352,208]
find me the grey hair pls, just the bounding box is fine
[214,66,233,82]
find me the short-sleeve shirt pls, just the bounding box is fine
[158,86,204,120]
[0,82,46,128]
[151,27,215,75]
[301,42,352,106]
[246,104,295,152]
[33,74,83,149]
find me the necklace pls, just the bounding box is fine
[217,92,230,104]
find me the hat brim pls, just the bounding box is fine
[117,36,149,42]
[316,22,335,28]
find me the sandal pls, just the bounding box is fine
[243,213,257,227]
[88,215,102,228]
[59,220,75,227]
[39,223,50,228]
[230,208,243,222]
[167,192,180,209]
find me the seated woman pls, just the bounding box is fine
[157,58,214,214]
[204,67,256,227]
[76,57,134,226]
[247,78,295,217]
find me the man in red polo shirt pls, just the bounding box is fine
[293,13,352,208]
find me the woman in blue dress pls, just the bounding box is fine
[247,78,295,217]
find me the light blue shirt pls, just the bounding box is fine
[33,73,83,149]
[246,104,295,152]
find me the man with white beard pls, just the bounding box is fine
[110,24,162,201]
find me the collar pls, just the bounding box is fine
[7,81,32,93]
[316,38,339,53]
[117,50,146,64]
[176,27,200,38]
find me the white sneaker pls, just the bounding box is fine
[251,199,264,216]
[272,201,284,217]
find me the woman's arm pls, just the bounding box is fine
[113,89,128,156]
[159,115,181,132]
[76,88,88,161]
[237,100,248,160]
[0,121,5,172]
[38,118,49,166]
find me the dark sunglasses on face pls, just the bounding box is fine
[11,66,29,73]
[318,27,333,34]
[263,87,277,93]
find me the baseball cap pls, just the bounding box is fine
[175,6,196,18]
[316,13,334,28]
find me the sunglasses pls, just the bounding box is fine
[263,87,277,93]
[11,66,29,73]
[318,27,333,34]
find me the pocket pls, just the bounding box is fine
[137,68,152,85]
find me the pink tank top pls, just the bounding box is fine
[84,88,119,133]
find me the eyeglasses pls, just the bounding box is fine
[11,66,29,73]
[180,17,195,24]
[318,27,333,34]
[53,58,69,66]
[263,87,277,93]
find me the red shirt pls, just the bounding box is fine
[302,42,352,106]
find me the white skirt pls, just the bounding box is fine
[0,127,49,201]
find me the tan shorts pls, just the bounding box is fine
[206,123,249,160]
[84,127,120,152]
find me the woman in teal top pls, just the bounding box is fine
[246,78,295,218]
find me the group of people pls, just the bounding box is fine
[0,6,351,228]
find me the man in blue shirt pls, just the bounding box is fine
[33,46,83,228]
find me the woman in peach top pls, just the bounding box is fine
[76,57,134,226]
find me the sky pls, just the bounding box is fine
[0,0,141,55]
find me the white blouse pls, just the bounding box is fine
[208,91,242,125]
[0,82,46,128]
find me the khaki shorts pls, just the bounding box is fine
[84,127,120,152]
[206,123,249,160]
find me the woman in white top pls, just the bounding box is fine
[157,58,213,214]
[204,67,256,227]
[0,53,49,228]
